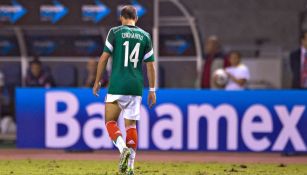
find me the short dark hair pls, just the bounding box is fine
[30,57,42,66]
[120,5,137,20]
[229,51,242,59]
[300,31,307,40]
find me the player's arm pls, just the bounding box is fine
[93,52,110,96]
[93,28,114,96]
[228,74,247,86]
[144,34,156,108]
[147,62,156,108]
[226,68,250,87]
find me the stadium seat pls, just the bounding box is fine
[51,64,78,87]
[0,63,21,117]
[159,66,165,88]
[142,64,165,88]
[0,63,21,88]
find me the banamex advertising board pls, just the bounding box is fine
[16,89,307,152]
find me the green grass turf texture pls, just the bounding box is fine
[0,160,306,175]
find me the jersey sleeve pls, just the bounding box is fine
[103,28,115,54]
[237,66,250,80]
[241,67,250,80]
[143,34,155,62]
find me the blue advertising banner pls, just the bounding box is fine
[0,0,153,27]
[16,88,307,152]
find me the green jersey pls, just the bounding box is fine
[103,25,155,96]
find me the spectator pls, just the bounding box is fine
[225,51,250,90]
[84,58,108,87]
[290,31,307,89]
[25,58,54,87]
[201,35,229,88]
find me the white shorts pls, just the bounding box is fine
[105,94,142,120]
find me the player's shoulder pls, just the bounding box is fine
[109,25,124,34]
[225,67,232,72]
[134,26,151,38]
[109,25,148,33]
[135,26,149,34]
[238,64,249,71]
[239,64,247,68]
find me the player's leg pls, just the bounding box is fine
[122,96,141,174]
[125,119,137,173]
[105,101,131,174]
[105,101,127,153]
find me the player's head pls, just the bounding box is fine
[120,5,138,25]
[300,31,307,49]
[30,57,42,77]
[229,51,241,66]
[205,35,220,55]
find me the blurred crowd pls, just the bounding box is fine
[200,36,250,90]
[23,57,109,88]
[201,31,307,90]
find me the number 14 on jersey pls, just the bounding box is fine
[123,41,140,68]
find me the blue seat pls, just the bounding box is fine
[51,64,78,87]
[0,63,21,116]
[0,63,21,87]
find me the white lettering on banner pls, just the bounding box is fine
[152,104,183,150]
[43,91,307,151]
[0,6,22,13]
[242,105,273,151]
[138,106,150,149]
[45,92,80,148]
[41,6,64,13]
[82,5,105,12]
[188,104,238,150]
[272,106,306,151]
[84,103,113,149]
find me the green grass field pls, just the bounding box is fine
[0,160,306,175]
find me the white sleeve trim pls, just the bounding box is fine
[144,49,153,60]
[105,40,113,52]
[105,30,113,52]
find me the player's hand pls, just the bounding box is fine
[147,91,156,109]
[92,82,101,97]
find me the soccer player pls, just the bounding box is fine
[225,51,250,90]
[92,5,156,175]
